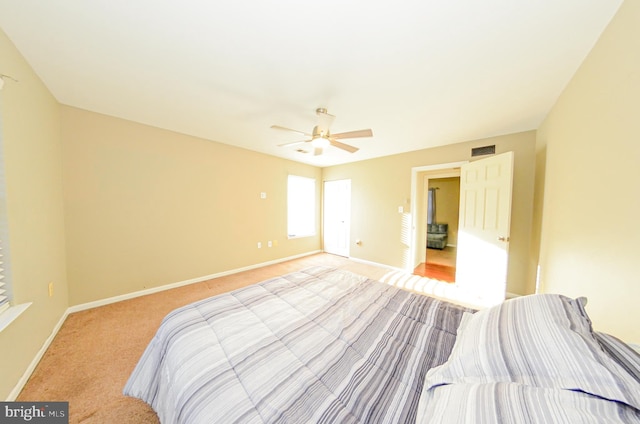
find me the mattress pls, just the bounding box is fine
[124,266,470,423]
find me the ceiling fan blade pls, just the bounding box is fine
[270,125,311,137]
[278,139,310,147]
[331,129,373,140]
[329,138,359,153]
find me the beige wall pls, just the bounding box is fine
[537,0,640,343]
[0,29,69,399]
[323,131,537,296]
[62,106,321,305]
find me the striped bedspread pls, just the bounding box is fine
[124,266,470,423]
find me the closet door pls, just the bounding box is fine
[323,179,351,257]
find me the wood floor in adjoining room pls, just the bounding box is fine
[413,246,456,283]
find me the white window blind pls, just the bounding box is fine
[0,242,7,314]
[0,107,10,315]
[287,175,316,238]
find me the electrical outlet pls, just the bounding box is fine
[267,240,272,248]
[257,242,262,249]
[48,282,54,297]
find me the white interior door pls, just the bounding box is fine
[323,179,351,257]
[455,152,514,306]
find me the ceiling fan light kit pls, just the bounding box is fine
[311,137,330,149]
[271,108,373,156]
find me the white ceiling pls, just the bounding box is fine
[0,1,623,167]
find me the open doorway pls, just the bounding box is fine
[413,175,460,282]
[408,162,465,275]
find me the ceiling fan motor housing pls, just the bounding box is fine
[312,125,328,139]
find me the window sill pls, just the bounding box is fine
[287,234,316,239]
[0,303,32,333]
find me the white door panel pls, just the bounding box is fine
[456,152,514,306]
[323,179,351,257]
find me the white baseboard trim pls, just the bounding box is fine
[346,255,404,273]
[8,250,321,400]
[67,250,321,314]
[8,308,69,401]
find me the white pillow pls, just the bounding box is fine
[417,382,640,423]
[422,294,640,411]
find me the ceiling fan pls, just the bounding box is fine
[271,108,373,155]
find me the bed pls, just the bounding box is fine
[124,266,640,423]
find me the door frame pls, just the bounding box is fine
[408,161,467,273]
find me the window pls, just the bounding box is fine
[0,82,31,333]
[287,175,316,238]
[0,122,9,315]
[0,237,8,315]
[0,103,28,332]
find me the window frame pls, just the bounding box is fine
[0,95,30,333]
